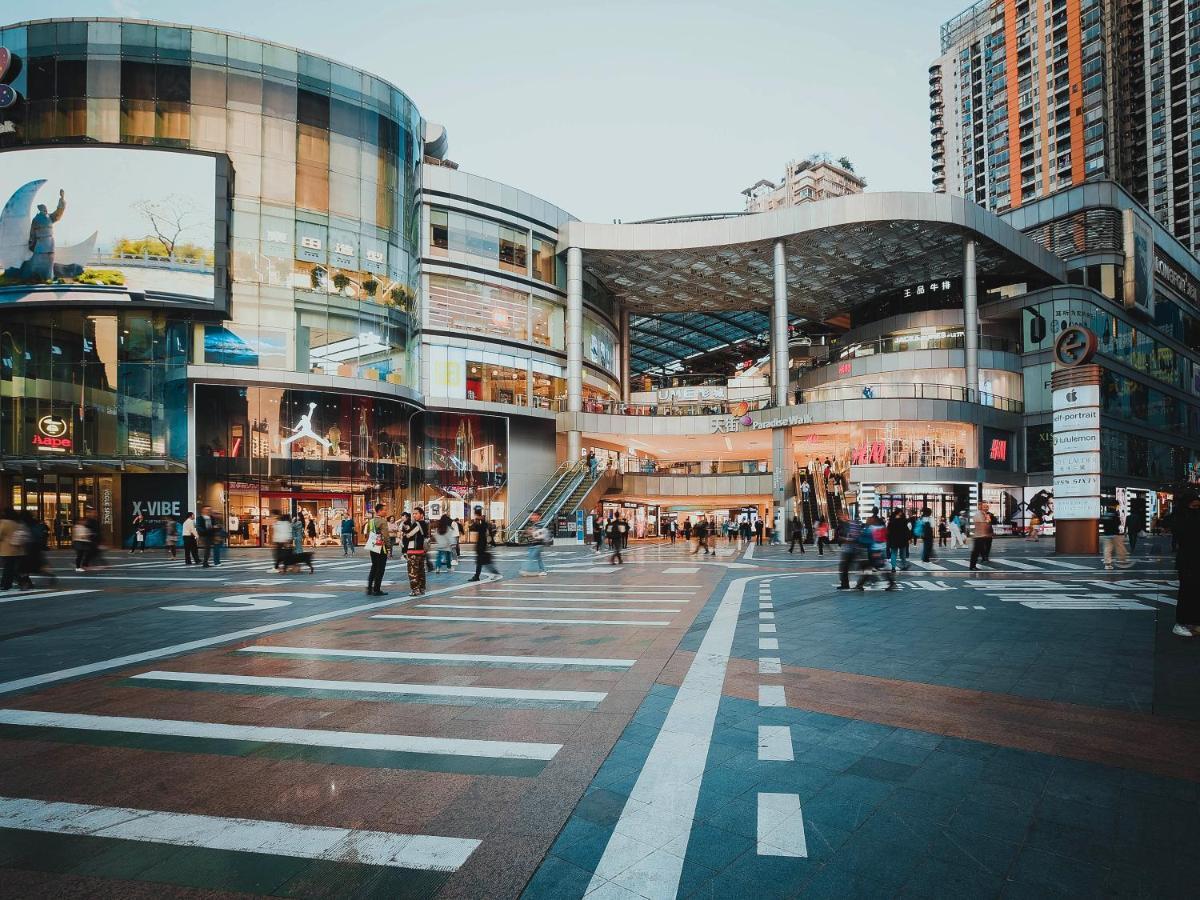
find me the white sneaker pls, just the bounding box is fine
[537,571,548,577]
[1104,565,1113,570]
[74,568,84,573]
[1172,625,1193,638]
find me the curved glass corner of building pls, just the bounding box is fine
[0,18,424,546]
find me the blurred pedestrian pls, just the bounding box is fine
[1168,490,1200,637]
[1100,501,1132,570]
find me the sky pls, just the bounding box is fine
[4,0,972,222]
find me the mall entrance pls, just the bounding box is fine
[875,487,969,523]
[226,490,365,547]
[7,473,116,548]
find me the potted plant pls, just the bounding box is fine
[362,277,379,298]
[332,272,351,295]
[387,284,414,310]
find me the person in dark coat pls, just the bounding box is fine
[1168,491,1200,638]
[886,511,911,572]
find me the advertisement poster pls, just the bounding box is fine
[418,412,508,503]
[0,146,217,304]
[122,473,188,549]
[1123,208,1155,317]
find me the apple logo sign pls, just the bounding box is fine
[1066,389,1078,402]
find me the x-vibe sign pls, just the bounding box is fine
[0,47,21,109]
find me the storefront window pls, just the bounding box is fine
[533,236,557,284]
[427,207,529,274]
[791,422,975,471]
[583,312,618,377]
[194,384,414,545]
[466,357,528,406]
[427,274,529,343]
[532,360,566,408]
[530,296,565,350]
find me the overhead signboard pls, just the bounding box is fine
[1053,474,1101,498]
[1054,496,1101,520]
[1123,208,1155,317]
[1053,430,1101,453]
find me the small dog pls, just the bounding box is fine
[278,551,314,573]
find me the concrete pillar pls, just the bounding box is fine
[772,240,789,408]
[620,306,631,403]
[567,429,581,464]
[771,426,793,543]
[963,238,979,403]
[566,247,584,413]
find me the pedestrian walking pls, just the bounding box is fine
[858,510,895,591]
[815,517,830,555]
[1168,490,1200,637]
[788,514,805,553]
[949,511,965,549]
[431,514,455,574]
[131,513,147,554]
[916,507,935,562]
[164,515,178,559]
[408,511,432,595]
[363,503,389,595]
[182,512,200,566]
[469,507,498,581]
[0,510,27,591]
[1025,515,1041,542]
[739,519,752,544]
[307,516,317,546]
[1100,501,1132,569]
[341,514,356,555]
[969,503,994,570]
[1126,509,1145,553]
[271,513,292,571]
[291,514,304,554]
[521,512,550,576]
[682,518,692,542]
[587,450,598,480]
[609,514,628,564]
[836,518,862,589]
[17,511,54,588]
[754,517,764,546]
[210,517,226,566]
[886,511,910,571]
[690,517,705,555]
[592,513,605,553]
[197,506,216,568]
[937,518,949,547]
[668,519,677,544]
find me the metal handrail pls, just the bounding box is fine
[505,460,574,538]
[552,397,774,417]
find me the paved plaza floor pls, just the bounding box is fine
[0,537,1196,898]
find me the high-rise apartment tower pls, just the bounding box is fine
[931,0,1200,255]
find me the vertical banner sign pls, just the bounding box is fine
[575,508,585,544]
[1050,326,1101,524]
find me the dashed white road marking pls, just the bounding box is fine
[586,575,790,898]
[989,559,1041,571]
[417,603,682,614]
[758,658,782,674]
[757,726,794,762]
[759,685,786,707]
[757,793,807,857]
[759,638,779,650]
[759,623,777,633]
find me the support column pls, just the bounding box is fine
[771,426,794,544]
[566,246,583,463]
[619,306,631,403]
[963,238,979,403]
[772,239,789,408]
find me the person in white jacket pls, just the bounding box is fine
[432,515,456,573]
[181,513,200,565]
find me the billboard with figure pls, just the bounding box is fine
[0,146,226,307]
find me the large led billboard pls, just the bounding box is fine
[0,146,227,308]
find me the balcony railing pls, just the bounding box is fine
[556,397,775,417]
[798,382,1023,413]
[819,333,1017,366]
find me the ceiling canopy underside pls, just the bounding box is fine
[561,192,1066,322]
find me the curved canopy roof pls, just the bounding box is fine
[559,192,1066,320]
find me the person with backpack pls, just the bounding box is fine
[915,507,935,562]
[521,512,551,576]
[363,503,389,596]
[857,510,896,591]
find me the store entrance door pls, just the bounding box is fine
[261,492,353,549]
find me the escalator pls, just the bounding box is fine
[506,461,588,541]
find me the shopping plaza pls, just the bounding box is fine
[2,17,1200,549]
